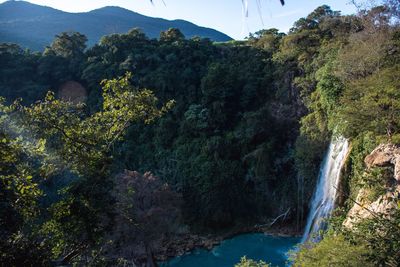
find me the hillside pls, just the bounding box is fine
[0,0,232,50]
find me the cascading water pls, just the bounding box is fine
[301,137,349,242]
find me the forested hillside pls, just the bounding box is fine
[0,0,232,51]
[1,1,400,266]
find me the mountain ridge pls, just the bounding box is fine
[0,0,232,50]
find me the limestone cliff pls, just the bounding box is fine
[343,144,400,228]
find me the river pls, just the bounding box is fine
[160,233,300,267]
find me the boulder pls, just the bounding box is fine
[364,143,400,181]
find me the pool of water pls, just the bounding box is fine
[160,233,300,267]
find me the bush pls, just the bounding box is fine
[292,234,373,267]
[235,256,271,267]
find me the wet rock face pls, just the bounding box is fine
[364,143,400,181]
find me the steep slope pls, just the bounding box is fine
[0,1,232,50]
[343,143,400,228]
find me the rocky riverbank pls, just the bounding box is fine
[141,222,302,264]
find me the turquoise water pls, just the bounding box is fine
[160,233,300,267]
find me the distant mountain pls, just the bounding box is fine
[0,0,232,50]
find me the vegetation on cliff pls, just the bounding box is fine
[291,0,400,266]
[0,0,400,265]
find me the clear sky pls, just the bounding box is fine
[1,0,358,39]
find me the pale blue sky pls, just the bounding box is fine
[1,0,358,39]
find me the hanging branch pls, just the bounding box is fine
[269,207,291,226]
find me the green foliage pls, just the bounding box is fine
[293,234,373,267]
[0,72,172,263]
[314,49,344,117]
[0,43,48,103]
[235,256,271,267]
[0,2,399,265]
[44,32,87,58]
[0,99,51,264]
[339,133,377,209]
[43,32,88,79]
[350,210,400,266]
[294,135,326,192]
[160,28,185,43]
[336,66,400,138]
[100,31,297,228]
[285,5,400,267]
[248,28,285,53]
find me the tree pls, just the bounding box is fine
[20,72,173,171]
[336,66,400,138]
[159,28,185,43]
[44,32,87,59]
[0,98,51,265]
[43,32,88,79]
[112,171,182,265]
[290,5,340,32]
[351,210,400,266]
[248,28,285,53]
[335,6,392,83]
[7,72,174,263]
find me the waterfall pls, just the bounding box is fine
[301,137,349,242]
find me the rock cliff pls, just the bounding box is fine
[343,144,400,228]
[364,144,400,182]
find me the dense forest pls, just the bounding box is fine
[1,0,400,266]
[0,0,232,50]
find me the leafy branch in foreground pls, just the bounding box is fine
[0,72,174,264]
[18,72,174,174]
